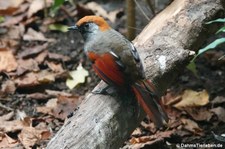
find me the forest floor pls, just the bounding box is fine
[0,0,225,148]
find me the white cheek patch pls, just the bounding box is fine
[157,55,166,70]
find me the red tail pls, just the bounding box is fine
[132,80,168,128]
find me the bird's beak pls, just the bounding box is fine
[68,25,78,31]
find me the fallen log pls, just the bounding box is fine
[47,0,224,148]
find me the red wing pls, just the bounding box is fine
[89,52,125,87]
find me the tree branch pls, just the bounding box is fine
[47,0,224,148]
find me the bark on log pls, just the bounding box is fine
[47,0,224,148]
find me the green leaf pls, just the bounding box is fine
[186,61,198,77]
[49,24,68,32]
[50,0,65,17]
[191,38,225,62]
[206,18,225,24]
[197,38,225,57]
[0,16,4,23]
[52,0,65,9]
[216,26,225,34]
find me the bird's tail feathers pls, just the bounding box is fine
[131,80,168,128]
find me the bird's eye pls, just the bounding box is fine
[84,23,90,28]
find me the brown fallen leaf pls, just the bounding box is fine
[34,50,48,64]
[5,24,25,40]
[0,0,24,10]
[26,93,53,100]
[45,89,72,97]
[0,111,14,121]
[46,61,64,73]
[37,95,82,120]
[1,80,16,95]
[0,0,24,15]
[185,108,213,122]
[0,132,3,141]
[37,70,56,83]
[163,104,183,121]
[18,43,48,58]
[173,89,209,109]
[210,107,225,123]
[5,133,17,144]
[131,128,142,137]
[48,52,71,62]
[130,136,154,144]
[0,134,20,148]
[12,2,29,16]
[27,0,53,18]
[76,3,95,19]
[41,130,51,140]
[128,130,175,148]
[16,58,39,75]
[85,2,121,23]
[181,118,203,136]
[168,118,182,129]
[211,96,225,105]
[53,95,82,119]
[23,28,55,42]
[140,121,157,134]
[163,90,182,106]
[0,13,26,26]
[175,129,192,137]
[14,70,56,88]
[36,98,57,116]
[0,38,19,51]
[0,7,18,15]
[18,127,51,149]
[0,119,24,132]
[22,15,39,26]
[0,49,18,72]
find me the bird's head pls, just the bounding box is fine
[68,16,110,41]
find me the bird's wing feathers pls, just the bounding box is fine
[88,51,126,87]
[130,43,140,62]
[85,29,143,86]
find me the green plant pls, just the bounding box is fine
[0,16,4,23]
[50,0,66,17]
[187,18,225,75]
[48,24,69,32]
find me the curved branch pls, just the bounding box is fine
[47,0,224,148]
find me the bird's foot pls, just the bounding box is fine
[92,85,115,95]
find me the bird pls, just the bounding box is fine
[68,16,168,127]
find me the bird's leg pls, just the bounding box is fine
[92,85,116,95]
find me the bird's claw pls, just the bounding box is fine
[92,85,115,95]
[92,88,109,95]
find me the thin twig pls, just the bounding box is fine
[134,0,150,21]
[218,55,225,60]
[127,26,142,31]
[0,102,13,111]
[145,0,156,15]
[44,0,48,18]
